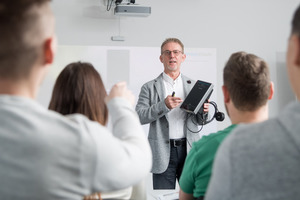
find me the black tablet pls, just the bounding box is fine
[180,80,213,114]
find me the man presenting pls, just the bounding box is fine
[136,38,209,189]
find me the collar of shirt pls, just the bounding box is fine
[162,72,182,86]
[162,72,184,99]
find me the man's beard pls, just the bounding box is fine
[167,65,178,71]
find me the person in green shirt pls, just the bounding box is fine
[179,51,274,200]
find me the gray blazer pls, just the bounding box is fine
[135,73,206,173]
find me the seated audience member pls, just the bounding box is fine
[179,51,274,200]
[205,5,300,200]
[0,1,152,199]
[49,62,135,200]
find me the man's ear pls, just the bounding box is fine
[222,85,230,103]
[181,53,186,62]
[268,81,274,100]
[43,36,56,65]
[159,54,164,63]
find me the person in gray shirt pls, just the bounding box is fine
[0,1,152,199]
[205,4,300,200]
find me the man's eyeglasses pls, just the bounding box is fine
[162,50,183,56]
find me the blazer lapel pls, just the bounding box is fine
[154,73,164,102]
[182,75,193,97]
[154,73,169,121]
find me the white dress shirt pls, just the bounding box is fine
[163,72,186,139]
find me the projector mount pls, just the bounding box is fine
[106,0,135,11]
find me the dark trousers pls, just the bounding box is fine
[153,139,187,189]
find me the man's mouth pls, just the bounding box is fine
[169,61,177,64]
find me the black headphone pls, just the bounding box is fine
[185,101,225,133]
[205,101,225,123]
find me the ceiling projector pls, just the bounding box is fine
[114,4,151,17]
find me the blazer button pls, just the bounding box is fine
[166,140,169,144]
[158,111,163,115]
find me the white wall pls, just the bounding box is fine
[51,0,299,130]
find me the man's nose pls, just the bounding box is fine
[169,51,175,57]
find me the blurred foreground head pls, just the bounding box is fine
[0,0,55,80]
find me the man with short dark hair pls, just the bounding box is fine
[179,52,274,200]
[0,1,152,199]
[205,4,300,200]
